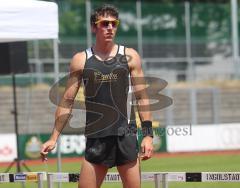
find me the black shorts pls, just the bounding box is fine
[85,135,139,168]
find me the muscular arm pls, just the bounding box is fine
[126,48,153,160]
[50,52,85,141]
[126,48,152,122]
[40,52,86,160]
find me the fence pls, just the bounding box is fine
[19,0,240,130]
[1,1,240,134]
[1,172,240,188]
[24,0,240,83]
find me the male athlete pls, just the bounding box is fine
[41,4,153,188]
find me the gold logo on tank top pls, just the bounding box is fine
[94,71,118,82]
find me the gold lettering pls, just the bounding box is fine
[95,72,118,82]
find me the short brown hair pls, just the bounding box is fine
[91,4,119,26]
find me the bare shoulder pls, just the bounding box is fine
[125,47,140,59]
[125,47,142,70]
[70,51,86,73]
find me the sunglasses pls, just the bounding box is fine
[95,19,120,28]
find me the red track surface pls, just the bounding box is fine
[1,150,240,168]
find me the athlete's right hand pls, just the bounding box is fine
[40,140,56,162]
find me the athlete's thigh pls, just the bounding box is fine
[117,159,141,188]
[78,158,108,188]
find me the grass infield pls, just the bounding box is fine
[1,152,240,188]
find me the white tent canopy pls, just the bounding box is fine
[0,0,58,42]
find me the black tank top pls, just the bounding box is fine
[82,45,133,138]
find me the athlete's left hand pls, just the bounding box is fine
[140,136,153,160]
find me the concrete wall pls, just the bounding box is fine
[0,86,240,134]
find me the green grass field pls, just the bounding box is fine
[1,153,240,188]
